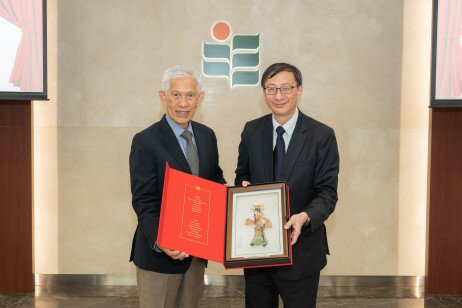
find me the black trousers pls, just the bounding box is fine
[244,267,320,308]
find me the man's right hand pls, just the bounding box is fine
[242,181,251,187]
[158,244,190,260]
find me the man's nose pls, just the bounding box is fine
[274,90,284,99]
[177,95,189,106]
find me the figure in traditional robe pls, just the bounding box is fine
[245,204,272,246]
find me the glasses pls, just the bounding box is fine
[169,91,197,102]
[264,86,297,95]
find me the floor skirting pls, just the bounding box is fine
[35,274,424,287]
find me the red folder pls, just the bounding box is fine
[158,164,227,263]
[158,164,292,268]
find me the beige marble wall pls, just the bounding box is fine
[34,0,58,273]
[34,0,431,275]
[398,0,431,276]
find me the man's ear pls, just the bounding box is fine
[197,91,205,106]
[159,90,167,105]
[297,85,303,97]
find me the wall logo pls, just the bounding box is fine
[202,21,260,87]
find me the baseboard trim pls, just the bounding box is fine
[34,274,424,287]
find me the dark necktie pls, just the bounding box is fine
[273,126,286,181]
[181,130,199,176]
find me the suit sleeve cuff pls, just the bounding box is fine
[153,241,163,253]
[303,211,311,227]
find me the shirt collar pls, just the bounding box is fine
[165,114,193,138]
[272,108,299,138]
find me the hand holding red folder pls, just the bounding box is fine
[157,244,190,260]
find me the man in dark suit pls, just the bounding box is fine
[129,65,226,308]
[235,63,339,307]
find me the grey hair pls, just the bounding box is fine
[161,65,202,92]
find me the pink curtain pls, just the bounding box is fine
[0,0,43,92]
[436,0,462,99]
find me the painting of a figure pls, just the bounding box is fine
[225,183,291,268]
[245,204,272,246]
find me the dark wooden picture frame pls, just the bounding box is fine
[224,182,291,269]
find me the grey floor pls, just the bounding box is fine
[1,285,462,307]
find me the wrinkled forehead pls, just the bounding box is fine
[167,75,198,91]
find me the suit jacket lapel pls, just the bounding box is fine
[281,113,310,181]
[262,117,274,181]
[159,116,191,173]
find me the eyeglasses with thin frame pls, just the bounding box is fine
[168,91,197,102]
[264,86,297,95]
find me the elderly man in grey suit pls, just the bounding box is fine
[235,63,340,308]
[129,65,226,308]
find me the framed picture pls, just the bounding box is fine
[430,0,462,107]
[224,182,292,268]
[0,0,47,100]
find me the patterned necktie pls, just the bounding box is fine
[181,130,199,176]
[273,126,286,181]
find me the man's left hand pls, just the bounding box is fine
[284,212,309,245]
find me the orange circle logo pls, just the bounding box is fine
[212,21,231,41]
